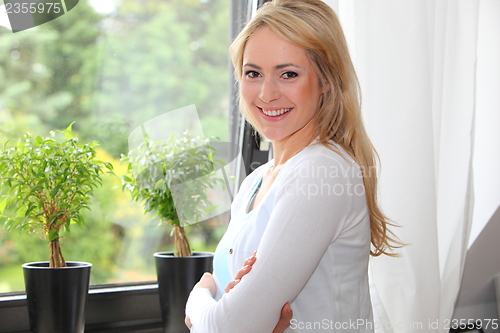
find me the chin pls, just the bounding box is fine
[258,129,289,142]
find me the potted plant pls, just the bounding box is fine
[0,123,113,333]
[121,130,224,332]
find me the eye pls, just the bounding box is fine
[282,71,298,79]
[244,70,261,79]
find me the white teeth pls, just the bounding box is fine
[261,108,291,117]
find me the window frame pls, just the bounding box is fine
[0,283,162,332]
[234,0,273,183]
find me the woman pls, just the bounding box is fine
[185,0,400,331]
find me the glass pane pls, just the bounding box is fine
[0,0,229,293]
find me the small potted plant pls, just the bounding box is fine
[0,123,113,333]
[121,130,224,333]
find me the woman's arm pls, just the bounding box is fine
[186,154,357,332]
[186,253,293,332]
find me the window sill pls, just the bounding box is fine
[0,283,163,332]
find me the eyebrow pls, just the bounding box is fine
[243,63,301,70]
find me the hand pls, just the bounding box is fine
[273,302,293,333]
[193,272,217,297]
[186,272,217,329]
[225,252,293,333]
[185,316,192,330]
[225,251,257,293]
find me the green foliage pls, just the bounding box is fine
[0,1,102,130]
[121,131,225,256]
[121,131,223,226]
[0,123,113,266]
[0,148,130,285]
[93,0,229,130]
[0,0,229,161]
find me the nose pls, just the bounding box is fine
[258,77,280,103]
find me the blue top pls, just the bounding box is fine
[213,175,263,294]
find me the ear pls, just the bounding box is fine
[319,80,331,94]
[321,79,331,94]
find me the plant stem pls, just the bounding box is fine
[173,225,192,257]
[49,239,67,268]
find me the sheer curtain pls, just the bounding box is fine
[322,0,500,332]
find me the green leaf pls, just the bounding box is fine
[0,196,8,213]
[204,205,219,214]
[61,122,76,139]
[50,184,62,198]
[24,203,36,217]
[65,220,71,233]
[75,215,85,226]
[48,228,59,242]
[154,179,165,189]
[49,211,65,226]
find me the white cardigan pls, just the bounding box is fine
[186,142,374,332]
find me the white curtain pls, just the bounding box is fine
[323,0,500,332]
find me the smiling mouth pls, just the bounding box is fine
[259,107,292,117]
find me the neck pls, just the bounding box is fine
[271,125,316,167]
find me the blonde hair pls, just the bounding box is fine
[229,0,401,256]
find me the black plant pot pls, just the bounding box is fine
[154,251,214,333]
[22,261,92,333]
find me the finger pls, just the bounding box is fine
[200,272,213,282]
[224,279,240,293]
[233,264,252,281]
[185,316,192,329]
[272,303,293,333]
[193,272,217,297]
[225,253,258,293]
[194,272,211,288]
[281,303,293,321]
[237,254,257,279]
[243,253,257,266]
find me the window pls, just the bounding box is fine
[0,0,232,293]
[0,0,261,330]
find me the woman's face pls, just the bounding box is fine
[240,26,323,142]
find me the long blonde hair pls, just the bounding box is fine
[230,0,401,256]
